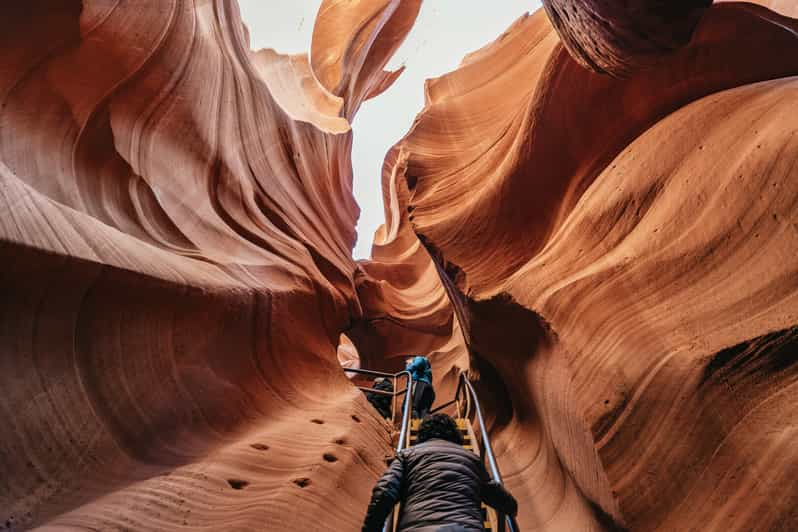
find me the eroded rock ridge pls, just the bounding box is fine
[2,1,798,531]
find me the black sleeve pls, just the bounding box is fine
[479,464,518,517]
[362,454,405,532]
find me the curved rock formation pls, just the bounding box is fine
[401,4,798,299]
[542,0,713,76]
[3,0,798,531]
[337,333,362,374]
[352,145,456,369]
[311,0,422,120]
[385,1,798,530]
[0,1,418,530]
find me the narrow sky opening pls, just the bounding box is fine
[239,1,540,259]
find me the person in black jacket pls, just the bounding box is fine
[366,377,394,419]
[362,414,518,532]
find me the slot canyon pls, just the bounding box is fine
[2,0,798,530]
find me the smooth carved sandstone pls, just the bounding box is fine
[352,145,455,367]
[311,0,423,119]
[542,0,713,76]
[2,0,798,531]
[401,4,798,299]
[0,0,420,530]
[387,1,798,530]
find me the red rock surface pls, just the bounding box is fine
[386,1,798,530]
[0,1,417,530]
[2,1,798,531]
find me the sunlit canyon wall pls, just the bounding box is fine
[2,1,798,531]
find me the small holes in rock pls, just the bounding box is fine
[227,479,249,490]
[250,443,269,451]
[293,477,311,488]
[334,438,346,445]
[311,419,324,424]
[323,453,338,463]
[351,414,361,423]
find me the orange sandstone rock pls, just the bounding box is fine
[542,0,713,76]
[0,1,419,530]
[3,0,798,531]
[384,1,798,530]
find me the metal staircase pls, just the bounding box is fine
[345,368,520,532]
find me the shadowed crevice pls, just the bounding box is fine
[701,326,798,386]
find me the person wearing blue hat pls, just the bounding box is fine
[405,355,435,418]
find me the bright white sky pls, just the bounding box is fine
[239,1,540,259]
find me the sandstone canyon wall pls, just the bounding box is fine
[0,1,425,530]
[2,1,798,531]
[384,1,798,530]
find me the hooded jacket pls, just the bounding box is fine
[362,439,517,532]
[406,356,433,385]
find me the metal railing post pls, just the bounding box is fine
[391,374,396,425]
[344,367,518,532]
[461,375,519,532]
[383,371,413,532]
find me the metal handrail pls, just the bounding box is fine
[462,376,519,532]
[346,367,516,531]
[387,371,413,532]
[429,374,465,415]
[343,368,397,379]
[344,368,410,424]
[431,372,519,532]
[394,371,413,453]
[343,367,412,532]
[358,387,407,397]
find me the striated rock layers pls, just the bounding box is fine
[542,0,713,76]
[3,1,798,532]
[385,1,798,531]
[0,1,427,530]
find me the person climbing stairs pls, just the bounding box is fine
[409,418,499,531]
[361,413,518,532]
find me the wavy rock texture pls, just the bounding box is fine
[542,0,713,76]
[311,0,422,120]
[387,1,798,531]
[4,0,798,531]
[0,0,421,530]
[352,145,456,369]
